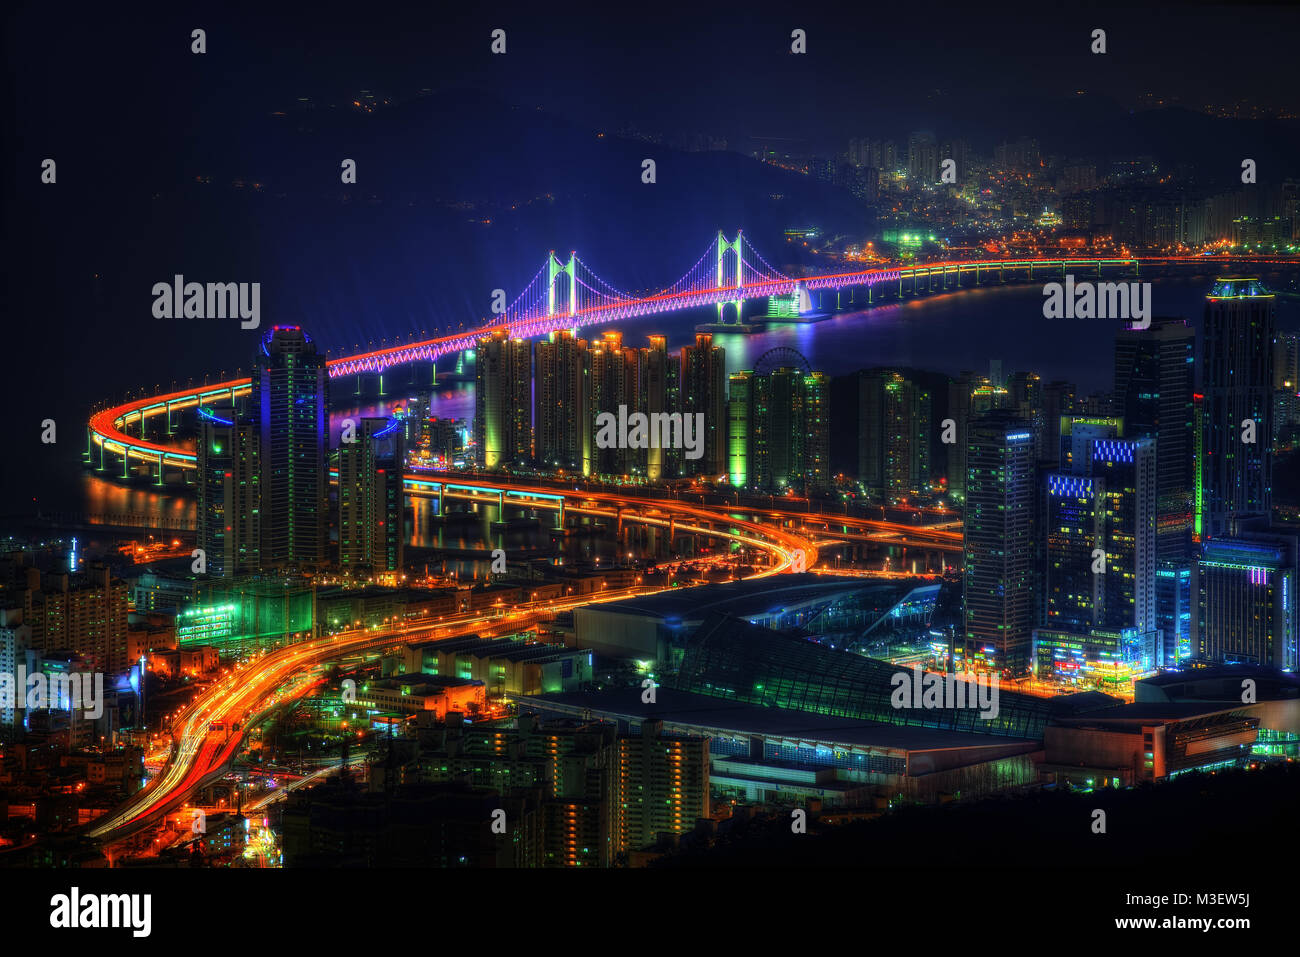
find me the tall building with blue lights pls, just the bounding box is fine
[963,411,1036,672]
[1044,473,1103,633]
[1044,436,1158,657]
[1092,436,1159,640]
[253,326,329,568]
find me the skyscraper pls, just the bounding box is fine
[680,334,727,478]
[590,332,640,477]
[1040,380,1077,467]
[726,355,829,493]
[963,411,1036,672]
[1202,278,1276,537]
[859,371,931,501]
[475,330,533,470]
[1044,473,1104,633]
[727,371,750,488]
[197,405,261,578]
[1113,317,1195,664]
[1092,437,1159,638]
[1114,318,1195,562]
[640,335,679,482]
[253,326,329,568]
[945,371,977,499]
[338,417,405,574]
[1045,427,1157,649]
[534,329,590,474]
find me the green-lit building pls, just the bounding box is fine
[175,576,315,657]
[474,329,532,470]
[196,405,260,578]
[726,349,829,493]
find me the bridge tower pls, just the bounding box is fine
[547,250,578,318]
[716,230,744,324]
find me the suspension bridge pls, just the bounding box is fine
[83,228,1300,479]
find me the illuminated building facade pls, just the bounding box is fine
[1092,437,1159,639]
[640,335,680,481]
[680,334,727,477]
[1044,474,1104,633]
[1202,279,1276,537]
[612,720,709,857]
[1058,415,1122,475]
[18,566,128,675]
[338,417,405,573]
[534,329,591,474]
[474,330,533,469]
[1044,435,1157,651]
[0,609,31,732]
[1115,319,1197,665]
[354,674,485,716]
[727,355,829,493]
[1032,626,1159,686]
[178,577,315,656]
[253,325,329,567]
[727,371,749,487]
[590,331,639,477]
[859,371,931,501]
[197,405,260,578]
[1115,319,1195,560]
[1192,537,1297,670]
[944,372,977,498]
[963,411,1036,672]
